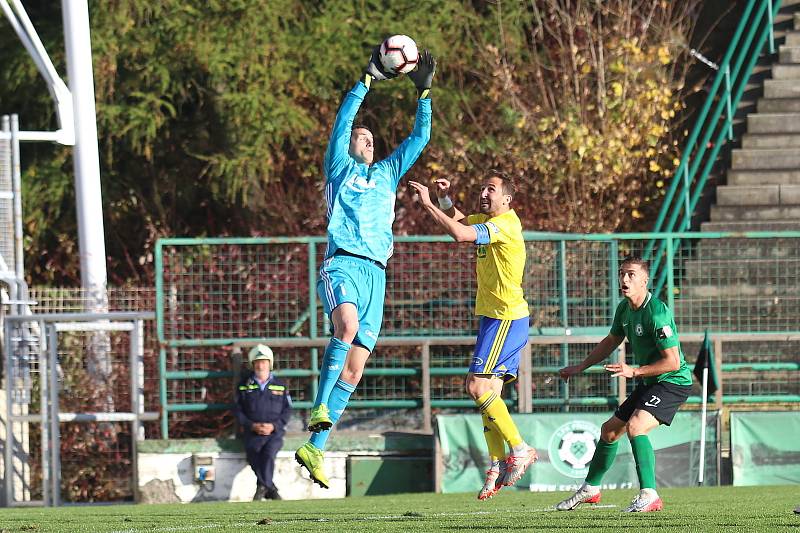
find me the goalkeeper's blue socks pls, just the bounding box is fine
[309,378,357,450]
[313,338,350,408]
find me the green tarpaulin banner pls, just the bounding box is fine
[731,411,800,486]
[436,411,718,493]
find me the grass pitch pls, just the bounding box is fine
[0,486,798,532]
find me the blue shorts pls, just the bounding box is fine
[469,316,530,383]
[317,254,386,352]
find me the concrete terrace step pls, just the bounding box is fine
[779,46,800,63]
[728,169,800,186]
[757,98,800,113]
[715,339,800,361]
[732,148,800,169]
[787,31,800,47]
[701,220,800,231]
[727,169,800,186]
[673,295,800,314]
[695,238,800,259]
[680,284,800,298]
[711,204,800,220]
[763,80,800,98]
[683,257,800,282]
[716,184,800,205]
[673,297,800,330]
[747,113,800,133]
[742,133,800,148]
[772,64,800,78]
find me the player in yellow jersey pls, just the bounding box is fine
[409,171,537,501]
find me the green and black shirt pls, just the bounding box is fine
[610,292,693,386]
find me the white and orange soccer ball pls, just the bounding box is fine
[379,35,419,75]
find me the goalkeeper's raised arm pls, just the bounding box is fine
[378,50,436,186]
[324,46,397,180]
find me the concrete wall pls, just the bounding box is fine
[137,450,347,503]
[136,434,432,503]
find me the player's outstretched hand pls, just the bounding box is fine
[434,178,451,199]
[364,45,398,82]
[558,364,583,382]
[409,181,435,208]
[604,362,635,379]
[408,50,436,96]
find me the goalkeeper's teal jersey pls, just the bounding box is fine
[323,81,431,266]
[609,292,693,386]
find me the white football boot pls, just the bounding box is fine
[623,488,664,512]
[555,482,602,511]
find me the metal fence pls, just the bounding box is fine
[3,312,156,506]
[154,232,800,437]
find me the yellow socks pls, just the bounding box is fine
[481,412,506,462]
[476,390,523,448]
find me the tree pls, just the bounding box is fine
[0,0,702,285]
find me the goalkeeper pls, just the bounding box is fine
[409,172,537,501]
[554,256,692,513]
[294,44,436,489]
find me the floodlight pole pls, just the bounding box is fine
[61,0,108,306]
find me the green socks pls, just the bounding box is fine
[630,435,657,489]
[585,438,619,486]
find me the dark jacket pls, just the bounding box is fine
[233,373,292,440]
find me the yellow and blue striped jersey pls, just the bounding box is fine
[466,209,529,320]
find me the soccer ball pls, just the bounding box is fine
[379,35,419,75]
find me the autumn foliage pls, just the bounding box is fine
[0,0,703,285]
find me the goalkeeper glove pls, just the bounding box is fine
[363,45,397,88]
[408,50,436,98]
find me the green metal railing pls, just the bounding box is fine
[155,232,800,437]
[646,0,783,293]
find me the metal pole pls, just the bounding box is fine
[308,241,317,338]
[699,363,708,485]
[683,165,691,231]
[1,116,18,317]
[558,241,569,412]
[617,343,627,407]
[130,320,145,440]
[159,347,168,438]
[716,411,722,486]
[130,319,144,502]
[308,242,319,403]
[3,316,14,505]
[768,0,775,54]
[666,238,675,309]
[609,241,620,401]
[4,0,74,143]
[714,338,724,410]
[39,320,49,506]
[421,342,431,433]
[10,115,23,281]
[724,66,733,141]
[47,325,60,505]
[519,343,533,413]
[61,0,108,305]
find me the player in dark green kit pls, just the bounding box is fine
[555,256,692,513]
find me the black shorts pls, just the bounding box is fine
[614,381,691,426]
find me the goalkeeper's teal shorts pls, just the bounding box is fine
[469,316,530,383]
[317,252,386,352]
